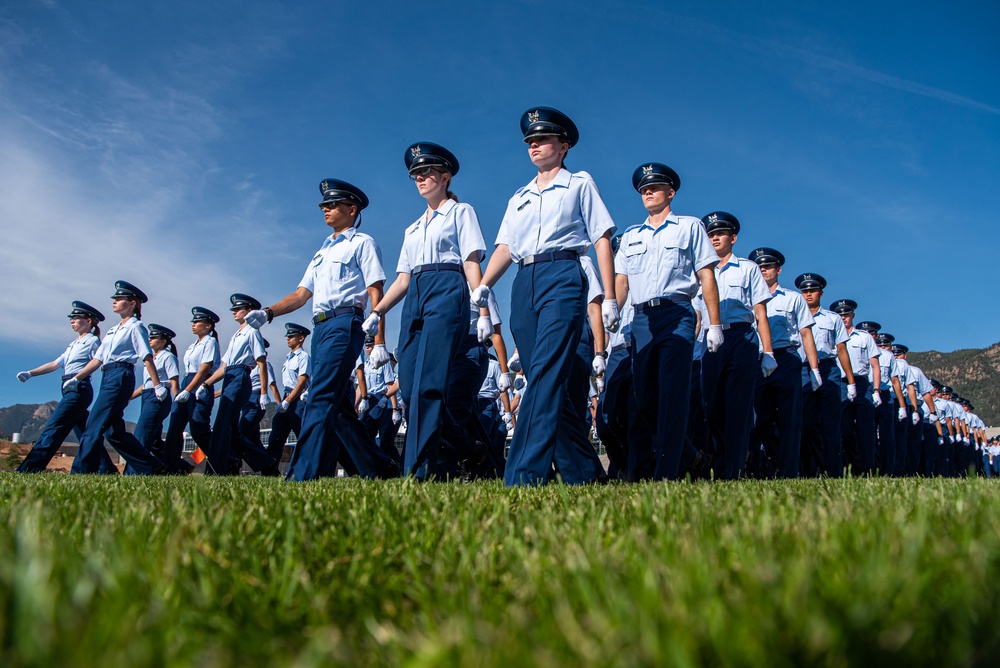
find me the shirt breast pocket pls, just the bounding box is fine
[661,244,686,269]
[623,240,648,272]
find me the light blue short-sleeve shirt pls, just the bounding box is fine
[714,256,771,325]
[96,317,153,365]
[142,350,180,390]
[495,169,616,262]
[281,348,310,393]
[57,334,100,377]
[183,336,221,375]
[397,200,486,273]
[250,361,277,392]
[764,285,814,350]
[845,329,879,376]
[222,325,267,368]
[299,228,386,315]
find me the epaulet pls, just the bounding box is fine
[513,185,530,196]
[623,223,645,235]
[571,170,593,180]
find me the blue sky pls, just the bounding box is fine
[0,0,997,416]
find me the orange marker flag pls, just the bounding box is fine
[190,447,206,465]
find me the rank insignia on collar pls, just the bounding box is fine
[528,110,540,123]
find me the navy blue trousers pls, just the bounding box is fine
[438,335,492,478]
[476,396,506,479]
[701,324,759,480]
[753,348,803,478]
[595,347,631,478]
[905,415,925,476]
[841,375,876,475]
[505,260,586,486]
[920,422,942,476]
[133,388,171,463]
[894,405,913,476]
[397,269,469,479]
[18,378,114,473]
[551,327,606,485]
[72,366,163,474]
[873,389,896,475]
[286,313,396,481]
[162,372,213,472]
[267,397,305,460]
[630,302,697,480]
[801,359,845,477]
[207,366,276,475]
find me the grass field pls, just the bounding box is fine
[1,475,999,667]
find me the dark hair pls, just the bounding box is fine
[131,298,142,320]
[167,341,178,356]
[209,324,218,340]
[89,318,101,338]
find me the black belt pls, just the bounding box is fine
[518,251,579,268]
[721,322,752,330]
[412,262,462,275]
[103,361,133,371]
[610,343,630,354]
[313,306,363,324]
[634,295,687,313]
[62,373,89,381]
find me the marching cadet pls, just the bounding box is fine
[937,385,961,475]
[360,142,487,480]
[130,324,180,468]
[473,107,619,486]
[830,299,880,476]
[749,247,821,478]
[359,335,402,468]
[267,323,311,466]
[885,341,923,474]
[612,163,721,480]
[795,274,855,477]
[476,344,514,479]
[162,307,221,473]
[70,281,167,474]
[700,212,775,480]
[870,331,908,475]
[244,179,397,481]
[198,294,279,475]
[238,339,280,471]
[891,345,941,475]
[15,301,115,473]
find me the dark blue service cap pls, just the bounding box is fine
[285,322,310,337]
[875,332,895,346]
[68,300,105,322]
[890,343,909,355]
[702,211,740,235]
[318,178,369,210]
[230,293,261,311]
[856,321,881,334]
[405,142,460,176]
[520,107,579,147]
[941,385,953,394]
[191,306,221,324]
[111,280,148,303]
[794,273,827,291]
[364,334,376,346]
[632,162,680,192]
[930,378,942,388]
[148,323,176,339]
[749,247,785,267]
[829,299,858,314]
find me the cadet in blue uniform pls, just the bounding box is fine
[362,142,487,480]
[699,213,775,480]
[748,247,821,478]
[886,342,921,475]
[359,335,402,468]
[795,274,856,477]
[613,163,722,480]
[870,331,907,475]
[130,324,180,468]
[238,339,279,471]
[16,302,115,473]
[244,179,397,480]
[70,281,167,474]
[832,300,880,476]
[162,307,221,473]
[200,294,279,475]
[476,343,514,479]
[474,107,619,486]
[267,323,311,465]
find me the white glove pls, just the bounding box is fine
[847,383,857,401]
[872,390,882,407]
[277,400,289,413]
[477,315,493,343]
[508,352,521,373]
[391,409,402,425]
[929,412,939,424]
[245,309,268,329]
[196,385,209,400]
[362,312,380,336]
[938,436,944,446]
[259,393,271,410]
[175,389,190,403]
[761,352,778,378]
[502,411,514,429]
[898,407,907,421]
[154,384,168,401]
[706,325,724,354]
[592,354,607,377]
[514,375,526,391]
[471,285,490,308]
[358,397,369,416]
[602,299,620,333]
[498,372,512,393]
[369,343,390,369]
[912,410,921,425]
[62,377,79,392]
[810,368,823,391]
[593,375,606,394]
[16,371,31,382]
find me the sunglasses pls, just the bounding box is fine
[409,167,444,181]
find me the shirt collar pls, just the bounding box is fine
[528,167,571,195]
[327,227,357,245]
[640,211,679,231]
[716,254,740,271]
[428,198,457,219]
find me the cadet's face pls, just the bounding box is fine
[640,184,673,212]
[841,312,854,328]
[149,336,166,352]
[112,297,136,317]
[412,168,448,198]
[232,307,248,322]
[758,263,780,285]
[69,316,91,334]
[709,231,735,255]
[287,334,303,349]
[321,200,356,231]
[801,289,822,308]
[192,320,211,336]
[527,136,567,170]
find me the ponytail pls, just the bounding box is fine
[91,319,101,338]
[446,190,459,203]
[209,324,218,339]
[131,299,142,320]
[167,340,178,356]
